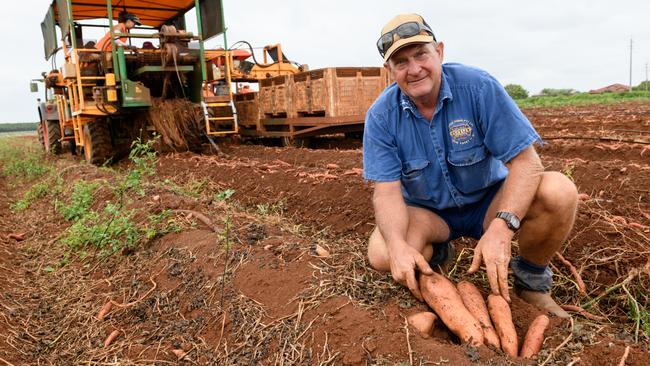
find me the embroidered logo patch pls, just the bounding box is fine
[449,119,475,145]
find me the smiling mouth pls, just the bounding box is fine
[407,77,427,84]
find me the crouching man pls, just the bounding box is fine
[363,14,578,317]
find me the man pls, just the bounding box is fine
[95,11,141,52]
[363,14,578,317]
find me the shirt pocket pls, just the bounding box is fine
[401,159,432,200]
[447,145,492,194]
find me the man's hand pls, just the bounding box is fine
[467,219,514,302]
[388,241,434,301]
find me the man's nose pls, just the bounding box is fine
[406,59,422,75]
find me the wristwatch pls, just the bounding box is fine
[495,211,521,232]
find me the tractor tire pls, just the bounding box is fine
[82,120,113,165]
[45,120,62,154]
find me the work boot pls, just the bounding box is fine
[428,242,455,275]
[516,288,570,318]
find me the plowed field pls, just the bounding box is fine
[0,102,649,365]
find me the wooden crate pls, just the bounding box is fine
[234,92,260,127]
[259,75,294,117]
[292,67,389,117]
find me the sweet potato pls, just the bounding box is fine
[487,294,518,357]
[407,312,438,339]
[519,314,550,358]
[96,301,113,321]
[103,329,120,348]
[419,273,484,346]
[457,281,501,349]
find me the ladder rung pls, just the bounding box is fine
[207,117,235,121]
[206,103,231,107]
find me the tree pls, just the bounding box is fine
[633,81,650,91]
[504,84,529,100]
[540,88,577,96]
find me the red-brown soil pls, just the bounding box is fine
[0,102,649,365]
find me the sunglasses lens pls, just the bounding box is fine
[378,33,393,54]
[396,22,421,38]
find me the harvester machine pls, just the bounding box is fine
[33,0,236,165]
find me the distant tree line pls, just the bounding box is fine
[505,80,650,101]
[0,122,38,133]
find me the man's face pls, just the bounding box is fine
[125,19,136,29]
[385,42,444,102]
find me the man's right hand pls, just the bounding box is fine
[388,241,434,301]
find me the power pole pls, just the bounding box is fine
[628,38,633,91]
[646,62,648,91]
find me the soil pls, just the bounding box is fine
[0,102,649,365]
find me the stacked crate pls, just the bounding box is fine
[234,92,259,127]
[258,67,389,119]
[259,74,293,118]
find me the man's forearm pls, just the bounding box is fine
[496,146,544,220]
[373,185,409,250]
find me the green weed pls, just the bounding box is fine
[11,182,49,212]
[562,164,575,182]
[215,188,236,201]
[58,180,99,221]
[256,200,286,216]
[122,137,158,195]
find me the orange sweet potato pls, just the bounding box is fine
[457,281,501,349]
[487,294,518,357]
[407,311,438,339]
[419,273,484,346]
[519,314,550,359]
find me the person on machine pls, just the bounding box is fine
[95,11,141,52]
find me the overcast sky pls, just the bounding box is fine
[1,0,649,122]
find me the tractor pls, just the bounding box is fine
[32,0,237,165]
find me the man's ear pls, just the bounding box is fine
[435,42,445,62]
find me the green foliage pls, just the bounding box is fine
[215,188,236,201]
[504,84,529,100]
[122,137,158,195]
[11,182,49,211]
[2,152,49,180]
[516,91,650,108]
[633,80,650,91]
[58,180,98,221]
[61,204,140,256]
[0,122,38,133]
[142,209,182,241]
[256,200,286,216]
[61,205,182,257]
[540,88,577,96]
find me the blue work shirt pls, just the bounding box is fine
[362,63,541,210]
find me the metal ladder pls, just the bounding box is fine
[202,98,239,136]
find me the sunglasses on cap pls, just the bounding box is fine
[376,21,436,58]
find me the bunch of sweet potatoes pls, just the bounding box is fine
[410,273,549,359]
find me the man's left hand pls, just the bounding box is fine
[467,219,514,302]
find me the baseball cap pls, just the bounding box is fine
[377,14,436,62]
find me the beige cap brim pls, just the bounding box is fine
[383,34,434,62]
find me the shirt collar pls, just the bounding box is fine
[399,68,454,117]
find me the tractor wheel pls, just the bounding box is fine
[45,120,62,154]
[82,120,113,165]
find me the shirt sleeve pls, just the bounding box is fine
[362,110,402,182]
[477,74,542,163]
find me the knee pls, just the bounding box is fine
[367,228,390,272]
[533,172,578,216]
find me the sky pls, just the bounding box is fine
[1,0,649,122]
